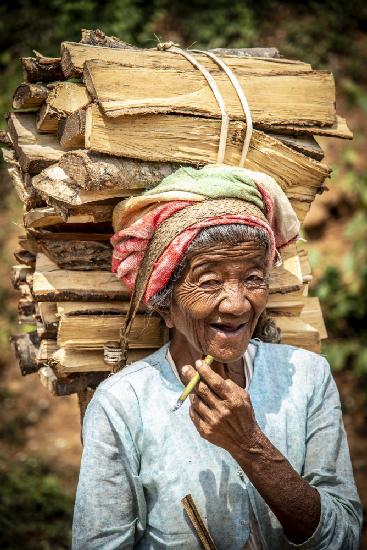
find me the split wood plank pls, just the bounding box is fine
[24,204,114,228]
[13,83,49,110]
[37,82,91,133]
[58,109,86,149]
[265,116,352,140]
[57,314,164,350]
[32,253,128,301]
[300,296,327,339]
[11,332,40,375]
[7,113,64,174]
[61,41,313,80]
[270,135,324,161]
[38,366,107,395]
[59,149,180,191]
[84,59,335,127]
[38,239,112,271]
[50,347,151,375]
[85,106,330,224]
[275,316,320,353]
[32,165,137,206]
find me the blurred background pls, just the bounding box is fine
[0,1,366,548]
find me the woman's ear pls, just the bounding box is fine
[157,308,175,329]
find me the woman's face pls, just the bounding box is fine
[164,240,269,363]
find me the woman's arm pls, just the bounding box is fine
[72,388,145,550]
[181,358,362,547]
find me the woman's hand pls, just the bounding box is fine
[181,359,261,456]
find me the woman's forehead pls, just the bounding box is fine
[188,241,267,271]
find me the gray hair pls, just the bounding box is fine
[149,223,270,310]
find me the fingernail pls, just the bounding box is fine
[182,366,189,375]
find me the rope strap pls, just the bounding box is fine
[157,41,253,166]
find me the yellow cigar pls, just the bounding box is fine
[172,355,214,412]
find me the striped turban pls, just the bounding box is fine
[111,165,300,304]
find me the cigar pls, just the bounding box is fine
[171,355,214,412]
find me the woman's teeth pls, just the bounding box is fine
[209,323,246,334]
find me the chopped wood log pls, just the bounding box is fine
[85,105,330,221]
[38,302,58,327]
[57,313,164,350]
[209,47,279,58]
[266,295,304,316]
[11,332,40,375]
[59,149,180,191]
[274,316,320,353]
[270,135,324,161]
[38,239,112,270]
[56,301,146,316]
[50,347,151,375]
[300,296,327,339]
[32,253,128,301]
[61,41,313,80]
[84,59,335,127]
[24,207,66,229]
[38,366,107,395]
[32,164,139,206]
[36,339,58,367]
[28,228,112,242]
[58,109,86,148]
[22,55,65,83]
[80,28,137,49]
[36,317,57,340]
[18,298,36,323]
[298,248,312,284]
[11,264,34,290]
[265,116,352,140]
[23,204,114,228]
[18,236,40,256]
[36,82,91,133]
[5,161,40,208]
[14,249,36,267]
[13,83,49,110]
[6,113,64,174]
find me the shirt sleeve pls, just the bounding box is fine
[72,385,146,550]
[287,356,362,549]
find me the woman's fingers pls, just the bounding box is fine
[181,363,221,407]
[195,359,229,399]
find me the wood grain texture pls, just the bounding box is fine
[85,59,335,127]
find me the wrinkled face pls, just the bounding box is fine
[164,240,269,363]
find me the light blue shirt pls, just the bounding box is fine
[72,341,362,549]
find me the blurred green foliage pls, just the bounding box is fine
[0,457,73,550]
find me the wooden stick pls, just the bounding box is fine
[182,494,217,550]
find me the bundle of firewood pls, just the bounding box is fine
[1,29,350,399]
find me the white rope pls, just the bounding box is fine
[157,42,229,164]
[192,49,253,167]
[157,42,253,166]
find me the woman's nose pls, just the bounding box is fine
[218,285,251,317]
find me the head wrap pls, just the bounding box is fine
[111,165,300,303]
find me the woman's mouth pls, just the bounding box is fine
[208,322,248,335]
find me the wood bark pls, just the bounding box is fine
[38,239,112,270]
[59,149,180,191]
[13,83,49,110]
[22,55,65,83]
[270,135,324,161]
[14,249,36,267]
[85,105,331,222]
[80,28,138,49]
[18,298,36,323]
[84,59,335,127]
[6,113,64,174]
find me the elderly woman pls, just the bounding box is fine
[72,165,361,549]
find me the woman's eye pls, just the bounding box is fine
[199,279,221,289]
[244,275,265,286]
